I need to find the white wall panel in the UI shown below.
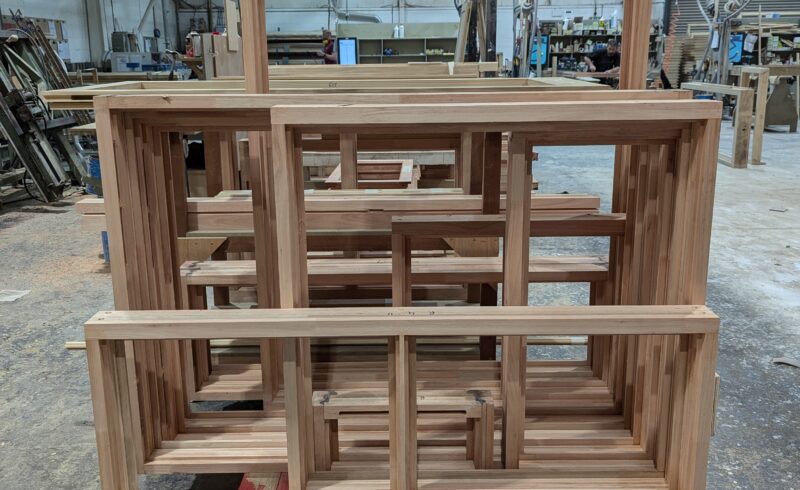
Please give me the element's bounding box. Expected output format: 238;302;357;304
3;0;90;61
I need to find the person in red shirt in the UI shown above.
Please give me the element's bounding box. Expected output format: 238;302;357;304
318;30;338;64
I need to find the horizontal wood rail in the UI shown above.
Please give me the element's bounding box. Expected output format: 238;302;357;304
46;83;695;110
181;256;609;287
393;213;626;238
77;193;601;214
270;100;721;129
85;305;718;340
60;88;684;110
79;89;688;115
76;193;602;234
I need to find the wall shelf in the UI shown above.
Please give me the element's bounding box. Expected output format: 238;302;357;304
338;22;458;64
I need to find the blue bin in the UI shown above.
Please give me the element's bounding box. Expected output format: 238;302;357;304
101;231;110;263
86;158;101;195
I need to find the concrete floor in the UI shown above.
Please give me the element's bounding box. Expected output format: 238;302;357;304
0;123;798;489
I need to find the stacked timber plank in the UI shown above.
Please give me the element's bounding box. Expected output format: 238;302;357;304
83;88;723;490
41;76;607;111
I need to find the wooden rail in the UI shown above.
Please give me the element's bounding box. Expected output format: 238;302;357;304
43;77;611;110
75;193;602;234
392;213;626;238
85;305;719;340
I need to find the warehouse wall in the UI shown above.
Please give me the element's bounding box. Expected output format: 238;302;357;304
1;0;91;61
1;0;174;63
0;0;665;65
268;0;664;64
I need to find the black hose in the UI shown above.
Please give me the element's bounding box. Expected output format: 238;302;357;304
21;167;47;203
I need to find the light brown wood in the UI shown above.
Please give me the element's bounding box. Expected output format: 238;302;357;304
682;82;753;168
85;87;723;490
239;0;284;409
46;84;686;112
500;133;533;469
738;66;769;165
77;193;604;234
325;160;417;190
86;305;719;340
313;388;493;471
618;0;653;91
339;133;358;189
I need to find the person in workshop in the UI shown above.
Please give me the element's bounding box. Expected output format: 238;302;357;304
584;38;621;75
318;29;338;64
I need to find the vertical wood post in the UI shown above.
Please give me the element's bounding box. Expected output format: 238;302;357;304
731;89;754;168
203;131;232;306
86;339;140;490
389;335;417;490
618;0;653;90
458;132;472;189
677;333;719;489
479;131;502;359
500;133;531;468
271;123;314;489
241;0;282;409
609;0;655;429
751;71;768;164
340;132;358;189
391;232;417;489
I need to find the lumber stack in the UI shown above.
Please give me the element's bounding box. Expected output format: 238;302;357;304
83;89;723;490
41;76;608;111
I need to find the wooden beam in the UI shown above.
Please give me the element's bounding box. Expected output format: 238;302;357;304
240;0;268;93
389;334;417;490
224;0;240;52
271;123;314;488
240;0;284;419
85;305;719;340
619;0;653;90
393;213;625;237
500;133;532;469
339;133;358;189
732;89;754;168
70;89;685;113
739;69;769;165
86;339;139;489
681;82;751;98
181;255;609;287
269;101;721;128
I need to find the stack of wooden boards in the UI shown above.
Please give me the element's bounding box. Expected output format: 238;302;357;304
81;86;723;490
41;73;607;111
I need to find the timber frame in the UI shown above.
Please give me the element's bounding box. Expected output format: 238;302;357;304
682;81;760;168
736;67;770;165
731;64;800;132
85;92;723;490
